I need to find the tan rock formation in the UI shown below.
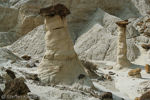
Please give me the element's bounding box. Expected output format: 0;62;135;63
128;68;142;78
145;64;150;73
38;4;94;92
113;21;131;70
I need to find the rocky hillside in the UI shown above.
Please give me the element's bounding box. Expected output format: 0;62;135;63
0;0;149;62
0;0;150;100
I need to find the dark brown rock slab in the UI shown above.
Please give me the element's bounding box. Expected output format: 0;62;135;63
21;55;31;61
6;69;16;80
3;78;30;96
99;92;113;99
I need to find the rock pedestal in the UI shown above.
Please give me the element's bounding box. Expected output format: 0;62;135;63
38;4;94;92
114;21;131;70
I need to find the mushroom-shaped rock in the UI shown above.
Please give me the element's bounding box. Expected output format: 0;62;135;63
3;78;30;100
38;4;94;92
128;68;142;78
113;20;131;70
145;64;150;73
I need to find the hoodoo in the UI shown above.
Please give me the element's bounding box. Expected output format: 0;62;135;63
38;4;94;92
113;20;131;70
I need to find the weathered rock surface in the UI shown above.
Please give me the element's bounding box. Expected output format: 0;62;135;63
74;8;140;62
0;32;19;47
0;6;18;32
7;1;150;62
10;25;45;60
0;48;21;62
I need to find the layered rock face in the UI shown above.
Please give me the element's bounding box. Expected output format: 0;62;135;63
38;4;94;91
1;0;148;63
113;21;131;70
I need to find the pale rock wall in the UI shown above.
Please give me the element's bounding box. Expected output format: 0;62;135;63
6;0;150;62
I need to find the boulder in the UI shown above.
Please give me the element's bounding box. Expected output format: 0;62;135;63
99;92;113;100
141;44;149;49
21;55;31;61
128;68;141;76
25;73;38;80
1;72;14;81
139;90;150;100
3;78;30;100
145;64;150;73
6;69;16;80
128;68;142;78
109;71;115;75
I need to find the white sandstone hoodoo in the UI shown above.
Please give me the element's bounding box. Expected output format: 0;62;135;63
114;21;131;70
37;4;94;91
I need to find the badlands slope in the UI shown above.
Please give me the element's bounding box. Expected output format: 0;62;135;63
0;0;150;100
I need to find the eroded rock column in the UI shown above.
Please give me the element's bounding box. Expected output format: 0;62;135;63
38;4;94;92
114;21;131;70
